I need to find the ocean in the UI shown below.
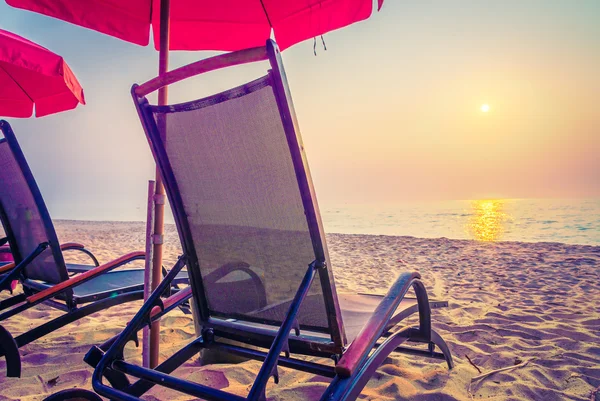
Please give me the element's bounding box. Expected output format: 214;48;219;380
319;198;600;246
2;199;596;246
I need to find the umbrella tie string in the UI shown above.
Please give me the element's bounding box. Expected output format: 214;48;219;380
314;35;327;56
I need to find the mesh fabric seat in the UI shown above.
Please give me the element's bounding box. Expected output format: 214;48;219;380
23;270;189;302
247;292;428;342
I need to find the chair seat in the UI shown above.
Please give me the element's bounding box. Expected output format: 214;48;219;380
65;263;100;273
339;293;416;342
247;292;444;343
1;262;132;275
1;262;110;275
24;268;189;304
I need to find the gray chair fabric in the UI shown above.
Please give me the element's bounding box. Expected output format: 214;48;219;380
24;270;189;299
148;76;331;331
0;137;68;285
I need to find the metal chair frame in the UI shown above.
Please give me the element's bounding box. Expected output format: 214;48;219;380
86;40;453;401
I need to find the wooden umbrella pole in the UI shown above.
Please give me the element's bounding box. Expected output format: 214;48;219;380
142;180;156;368
150;0;170;370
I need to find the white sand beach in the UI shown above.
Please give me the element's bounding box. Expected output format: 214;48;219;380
0;220;598;400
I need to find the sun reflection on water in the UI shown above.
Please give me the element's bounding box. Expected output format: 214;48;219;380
468;199;510;242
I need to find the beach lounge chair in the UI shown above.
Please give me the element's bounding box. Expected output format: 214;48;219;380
0;120;267;378
84;40;453;401
0;122;154;378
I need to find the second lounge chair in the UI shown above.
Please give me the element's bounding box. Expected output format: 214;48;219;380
0;120;267;378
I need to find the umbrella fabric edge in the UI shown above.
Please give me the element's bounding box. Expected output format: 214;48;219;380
274;0;374;51
6;0;151;47
0;28;85;118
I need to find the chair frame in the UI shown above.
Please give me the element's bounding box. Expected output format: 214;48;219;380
86;40;453;401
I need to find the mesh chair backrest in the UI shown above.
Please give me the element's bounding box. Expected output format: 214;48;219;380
135;42;344;342
0;121;69;285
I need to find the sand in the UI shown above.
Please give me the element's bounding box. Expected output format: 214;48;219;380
0;220;598;401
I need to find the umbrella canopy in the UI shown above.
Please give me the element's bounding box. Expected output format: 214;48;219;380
6;0;384;51
0;28;85;118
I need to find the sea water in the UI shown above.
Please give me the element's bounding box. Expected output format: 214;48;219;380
320;198;600;245
6;199;595;246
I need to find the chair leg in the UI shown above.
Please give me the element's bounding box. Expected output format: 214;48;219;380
321;327;413;401
322;325;453;401
13;291;143;349
0;293;26;312
84;346;132;390
0;324;21;377
43;389;102;401
430;329;454;369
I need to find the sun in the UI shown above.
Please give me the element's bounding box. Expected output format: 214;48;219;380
480;103;490;113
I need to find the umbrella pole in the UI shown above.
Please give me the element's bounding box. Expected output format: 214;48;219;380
150;0;170;370
142;180;156;368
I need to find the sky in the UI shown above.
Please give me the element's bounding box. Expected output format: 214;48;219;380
1;0;599;221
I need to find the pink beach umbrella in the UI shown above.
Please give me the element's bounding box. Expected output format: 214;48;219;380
0;28;84;290
6;0;385;368
6;0;384;51
0;28;85;118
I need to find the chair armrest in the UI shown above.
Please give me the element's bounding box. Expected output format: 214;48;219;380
60;242;85;251
335;271;421;378
61;243;101;267
0;262;16;274
150;286;193;319
26;251;145;304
